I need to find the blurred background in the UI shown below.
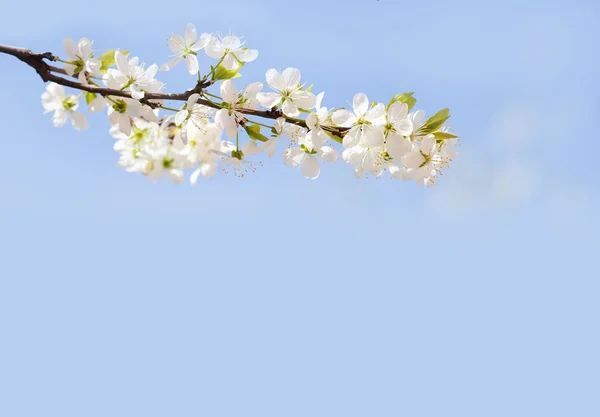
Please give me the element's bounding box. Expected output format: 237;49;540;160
1;0;598;416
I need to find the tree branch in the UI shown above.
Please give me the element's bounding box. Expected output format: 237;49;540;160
0;43;347;140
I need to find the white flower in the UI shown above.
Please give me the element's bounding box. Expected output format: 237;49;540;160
256;68;316;117
261;117;286;158
107;51;158;99
332;93;385;148
384;101;413;137
142;141;186;184
342;143;386;179
306;92;329;132
170;122;223;184
62;38;102;84
214;140;262;178
160;23;211;75
40;83;87;130
205;34;258;71
401;134;458;186
214;80;264;139
106;98;143;135
175;93;212;144
112;119;164;174
283;129;338;179
385;133;413;161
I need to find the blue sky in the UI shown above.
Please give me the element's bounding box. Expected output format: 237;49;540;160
1;1;599;416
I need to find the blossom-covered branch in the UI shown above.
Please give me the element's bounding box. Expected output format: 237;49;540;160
0;25;459;185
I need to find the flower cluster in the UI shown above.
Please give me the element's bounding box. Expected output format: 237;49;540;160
38;24;459;186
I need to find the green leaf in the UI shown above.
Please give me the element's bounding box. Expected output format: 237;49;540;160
99;49;129;73
85;92;97;104
420;108;450;133
432;131;458;139
387;92;416;111
244;124;269;142
305;84;314;93
213;63;242;80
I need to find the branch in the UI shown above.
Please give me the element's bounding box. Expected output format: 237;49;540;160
0;44;347;139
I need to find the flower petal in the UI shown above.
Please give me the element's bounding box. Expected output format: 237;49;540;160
353;93;369;116
63;63;77;77
193;33;212;50
265;69;285;91
187;93;200;108
385;133;413;160
115;50;129;74
70;111;88;131
282;99;299;117
204;38;223;59
222;54;238;71
282;67;301;88
331;109;356;127
52;109;68;127
168;35;185;54
236;48;258;63
175;110;188;126
256;92;281;108
142;106;159;123
318;146;338;163
402;151;425;169
220;80;238;104
362;125;385;147
366;103;386;125
185;54;199;75
291;91;316;110
62;38;79;59
263;138;277;158
190;167;201;185
78;38;92;58
283;148;304;167
342;126;360;148
388;101;408;123
46;82;65;99
185;23;197;45
302;155;320;179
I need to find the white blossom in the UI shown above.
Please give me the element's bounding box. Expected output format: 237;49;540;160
41;83;87;130
107;51;158;99
256;68;316;117
205;34;258;71
175;93;212;144
332;93;385;148
283;129;337;179
25;30;460;186
160;23;211;75
62;38;102;84
215;80;263;139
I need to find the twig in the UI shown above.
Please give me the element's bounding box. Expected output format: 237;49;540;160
0;44;347;139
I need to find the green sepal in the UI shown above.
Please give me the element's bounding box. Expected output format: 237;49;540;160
244;124;269;142
386;92;416;111
212;63;243;80
306;84;314;92
85;92;97;104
